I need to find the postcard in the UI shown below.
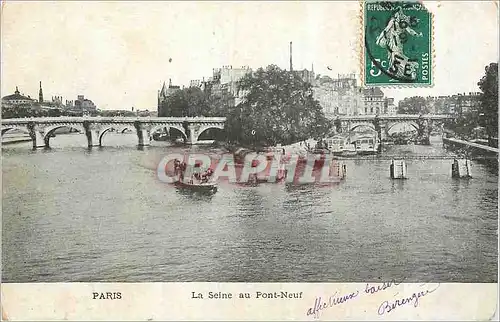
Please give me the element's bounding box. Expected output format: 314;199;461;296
1;1;498;320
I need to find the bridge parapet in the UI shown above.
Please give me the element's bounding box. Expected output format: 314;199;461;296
1;116;227;149
1;116;227;124
337;114;455;121
333;114;453;143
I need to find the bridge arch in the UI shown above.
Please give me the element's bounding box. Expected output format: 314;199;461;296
150;124;187;141
195;124;225;142
349;123;375;132
170;125;188;140
150;125;169;137
1;126;30;136
98;125;137;146
43;124;86;147
386;121;419;134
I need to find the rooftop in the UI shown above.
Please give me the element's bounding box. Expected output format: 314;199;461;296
2;87;33;101
363;87;384;97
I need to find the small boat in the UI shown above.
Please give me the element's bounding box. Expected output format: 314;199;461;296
341;144;357;157
312;148;331;154
175;180;218;193
172;160;217;193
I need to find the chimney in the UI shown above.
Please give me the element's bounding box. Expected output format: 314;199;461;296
289;41;293;71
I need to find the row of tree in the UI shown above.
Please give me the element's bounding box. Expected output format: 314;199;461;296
1;105;141;119
159;65;333;147
1;105;99;118
446;63;498;141
397;63;498;142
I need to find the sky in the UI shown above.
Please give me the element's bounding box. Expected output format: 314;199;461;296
1;1;498;110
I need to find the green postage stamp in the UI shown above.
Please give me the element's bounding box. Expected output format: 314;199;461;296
363;0;432;86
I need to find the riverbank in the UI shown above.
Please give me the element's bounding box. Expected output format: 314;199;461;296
2;135;32;145
443;137;499;154
2;138;32;145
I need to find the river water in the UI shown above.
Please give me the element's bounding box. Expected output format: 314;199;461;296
2;133;498;282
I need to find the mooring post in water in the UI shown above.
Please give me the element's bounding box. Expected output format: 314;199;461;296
390;159;407;179
452;159;472;178
329;161;346;180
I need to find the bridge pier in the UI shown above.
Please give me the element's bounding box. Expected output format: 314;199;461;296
31;130;45;149
85;129;100;147
187;125;198;145
26;123;45;149
379;123;387;141
138;129;151;146
133;121;151;147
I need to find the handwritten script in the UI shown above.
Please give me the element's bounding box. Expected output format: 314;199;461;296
306;290;360;319
377;283;441;316
305;280;441;319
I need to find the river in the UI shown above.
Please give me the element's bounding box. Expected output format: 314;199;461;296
2;133;498;282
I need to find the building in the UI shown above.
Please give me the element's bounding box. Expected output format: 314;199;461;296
218;65;251;85
335;74;364;116
294;67;315;84
211;65;252;96
74;95;97;111
384;97;397;115
2;86;35;107
189;79;202;88
363;87;385;115
51;96;64;107
312;73;364;116
35;82;70;110
64;95;97;111
157;79;181;116
288;41;315;84
422;92;481;115
448;92;481;114
38;81;43;103
189;65;253;107
313;73;396;116
313;83;339;116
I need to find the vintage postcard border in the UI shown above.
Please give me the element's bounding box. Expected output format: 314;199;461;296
1;282;499;321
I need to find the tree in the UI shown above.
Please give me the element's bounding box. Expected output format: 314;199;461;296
160;87;210;117
1;104;44;118
206;89;234;117
449;111;481;140
398;96;430;114
227;65;332;146
478;62;498;139
48;109;62;117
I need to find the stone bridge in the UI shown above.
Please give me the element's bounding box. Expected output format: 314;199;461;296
335;114;455;142
1;117;226;148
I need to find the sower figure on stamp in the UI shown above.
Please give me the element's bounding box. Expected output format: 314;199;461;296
375;7;423;80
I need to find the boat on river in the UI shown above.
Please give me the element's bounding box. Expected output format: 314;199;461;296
354;134;380;155
173;160;217;193
175;180;217;193
341;144;358;157
324;135;348;156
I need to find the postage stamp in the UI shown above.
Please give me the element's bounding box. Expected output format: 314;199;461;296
363;0;433;86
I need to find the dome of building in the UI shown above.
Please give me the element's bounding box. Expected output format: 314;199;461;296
2;87;34;105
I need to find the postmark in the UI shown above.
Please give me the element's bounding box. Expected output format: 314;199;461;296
363;0;433;86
